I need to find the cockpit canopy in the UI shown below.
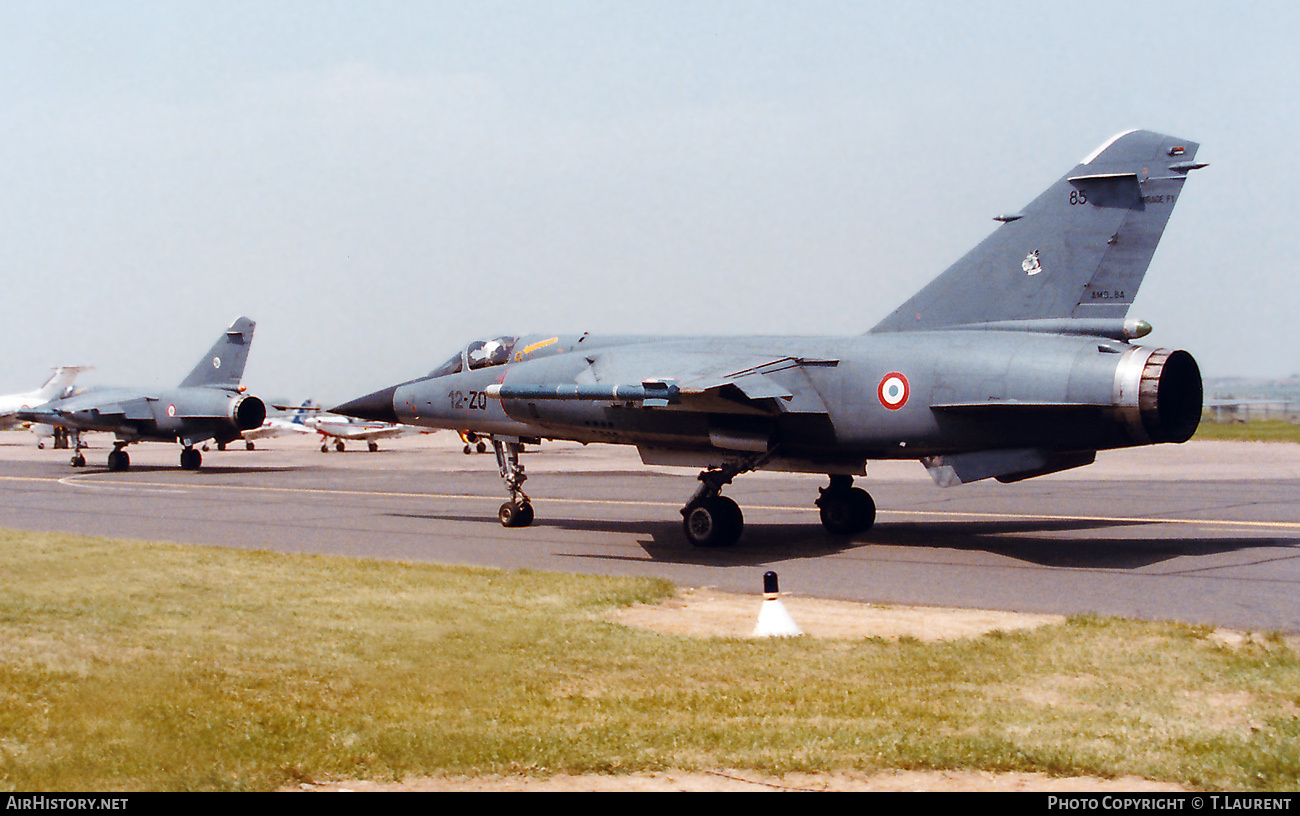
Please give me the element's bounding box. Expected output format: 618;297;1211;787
428;336;518;378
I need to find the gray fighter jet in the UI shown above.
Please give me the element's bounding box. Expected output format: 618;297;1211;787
334;130;1207;546
21;316;266;471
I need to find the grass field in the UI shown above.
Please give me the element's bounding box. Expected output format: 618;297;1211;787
2;529;1299;792
1195;418;1300;443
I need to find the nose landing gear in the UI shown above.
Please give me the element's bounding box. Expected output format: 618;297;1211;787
493;438;534;528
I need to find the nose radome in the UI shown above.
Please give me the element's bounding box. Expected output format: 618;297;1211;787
331;385;399;424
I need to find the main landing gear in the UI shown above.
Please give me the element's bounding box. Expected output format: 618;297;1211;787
493;438;534;528
107;443;131;472
483;437;876;545
180;446;202;470
680;466;876;548
67;440;206;471
815;474;876;535
680;458;763;548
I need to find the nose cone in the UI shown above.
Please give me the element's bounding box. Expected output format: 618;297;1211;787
331;385;399;424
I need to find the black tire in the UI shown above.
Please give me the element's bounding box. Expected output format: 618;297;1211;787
818;486;876;535
499;501;535;528
180;448;202;470
108;450;130;472
682;496;744;547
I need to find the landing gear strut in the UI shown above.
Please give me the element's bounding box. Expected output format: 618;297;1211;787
680;449;776;547
493;438;534;527
68;431;86;468
816;474;876;535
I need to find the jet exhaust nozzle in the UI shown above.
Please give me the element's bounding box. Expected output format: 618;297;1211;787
1113;347;1202;445
232;395;267;432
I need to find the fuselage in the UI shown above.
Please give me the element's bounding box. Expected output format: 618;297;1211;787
31;385;266;445
348;329;1201;475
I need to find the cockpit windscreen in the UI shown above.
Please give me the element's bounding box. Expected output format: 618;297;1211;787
429;336;518;378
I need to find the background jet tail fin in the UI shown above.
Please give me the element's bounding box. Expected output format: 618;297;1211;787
178;316;257;388
37;365;93;400
292;399;317;424
870;130;1203;333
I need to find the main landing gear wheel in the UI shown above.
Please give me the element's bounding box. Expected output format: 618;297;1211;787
107;449;130;472
682;495;743;548
678;449;776;547
180;447;202;470
816;475;876;535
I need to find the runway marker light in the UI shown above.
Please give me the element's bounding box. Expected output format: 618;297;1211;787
753;571;803;638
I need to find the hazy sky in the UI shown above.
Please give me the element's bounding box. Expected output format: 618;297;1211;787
2;1;1296;403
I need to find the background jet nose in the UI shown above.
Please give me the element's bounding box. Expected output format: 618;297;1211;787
331;385;399;424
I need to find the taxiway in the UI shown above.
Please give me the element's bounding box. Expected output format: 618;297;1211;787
2;432;1299;632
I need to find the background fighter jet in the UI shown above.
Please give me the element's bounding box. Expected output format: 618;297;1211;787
0;366;91;430
21;317;266;471
335;130;1207;546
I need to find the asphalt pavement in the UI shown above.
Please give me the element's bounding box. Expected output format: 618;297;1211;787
2;431;1299;632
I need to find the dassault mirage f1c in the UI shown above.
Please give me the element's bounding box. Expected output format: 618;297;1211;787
20;317;267;471
334;130;1207;546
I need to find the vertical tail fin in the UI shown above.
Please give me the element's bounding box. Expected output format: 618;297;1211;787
291;400;316;425
37;366;93;401
870;130;1205;333
178;316;256;388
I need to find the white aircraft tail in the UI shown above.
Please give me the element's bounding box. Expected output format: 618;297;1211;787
36;366;93;401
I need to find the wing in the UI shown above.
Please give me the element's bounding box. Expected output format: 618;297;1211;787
339;425;408;442
19;393;157;427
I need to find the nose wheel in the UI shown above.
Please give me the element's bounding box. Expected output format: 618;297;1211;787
68;432;87;468
499;500;535;528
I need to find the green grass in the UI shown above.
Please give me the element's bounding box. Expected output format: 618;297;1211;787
2;530;1299;791
1195;418;1300;443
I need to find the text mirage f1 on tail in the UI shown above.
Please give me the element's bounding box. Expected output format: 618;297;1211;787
20;317;267;471
335;130;1208;546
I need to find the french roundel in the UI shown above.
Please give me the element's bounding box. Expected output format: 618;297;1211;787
878;372;909;410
